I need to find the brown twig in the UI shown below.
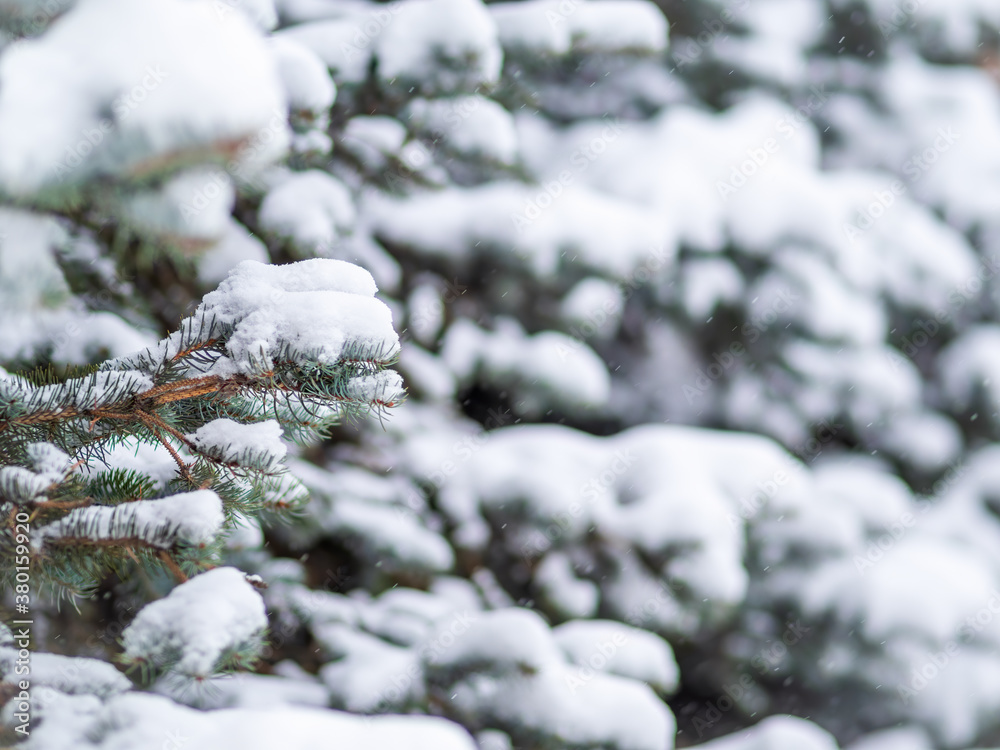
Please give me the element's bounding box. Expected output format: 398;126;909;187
138;415;196;485
139;376;224;407
158;550;189;583
169;339;220;362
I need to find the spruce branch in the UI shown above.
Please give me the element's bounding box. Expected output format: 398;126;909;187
0;258;403;603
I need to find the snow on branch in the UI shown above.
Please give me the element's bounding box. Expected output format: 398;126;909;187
0;443;70;504
0;0;287;198
0;256;402;605
35;490;224;551
1;258;402;458
165;257;400;375
187;419;287;472
121;567;267;678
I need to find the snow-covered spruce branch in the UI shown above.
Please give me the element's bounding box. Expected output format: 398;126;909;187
0;258;402;464
0;259;403;462
0;258;403;595
34;490;223;552
118;567;268;680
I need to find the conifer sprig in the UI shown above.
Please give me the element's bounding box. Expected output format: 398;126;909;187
0;259;404;600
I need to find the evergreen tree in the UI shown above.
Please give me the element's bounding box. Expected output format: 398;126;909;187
3;0;1000;749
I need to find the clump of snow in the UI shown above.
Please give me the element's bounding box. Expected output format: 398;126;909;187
564;0;668;55
400;344;456;401
117;167;235;247
25;442;72;477
423;608;558;677
319;629;425;711
423;608;674;750
187;418;287;471
802;535;995;644
197;220;270;286
269;36;336;118
490;0;667;57
275;17;377;85
489;0;573;55
679;257;744;320
553;620;679;695
375;0;502;94
427;423;812;636
405;281;446;345
368;181;671;280
328;490;433;560
691;715;839;750
291;459;452;573
403;95;517;164
82;438;181;490
938;325;1000;421
0;208;154;363
259;170;356;252
27;690;480;750
870;410;963;474
711;0;824;88
534;552;600;619
826;55;1000;232
441;317;611;416
339;115;410;172
0;648;131;700
223;513;265;552
177;258;399;377
122;567;267;677
0;442;70;504
0;208;69;310
344;370;406;406
0;0;288;197
207;255;375;302
560;278;625;339
0;465;52;505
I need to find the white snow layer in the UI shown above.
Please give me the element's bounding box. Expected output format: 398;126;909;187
553;620;680;695
423;608;676;750
259;170;356;251
441;317;611;414
0;443;70;503
490;0;668;56
122;567;267;677
692;715;839;750
26;691;479;750
166;258;401;385
36;490;224;550
403;95;518;164
375;0;502;91
0;208;155;363
0;0;289;196
187;418;287;471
